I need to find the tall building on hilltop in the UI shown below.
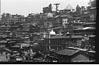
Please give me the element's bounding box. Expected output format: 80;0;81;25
43;4;52;13
76;4;81;15
65;4;73;11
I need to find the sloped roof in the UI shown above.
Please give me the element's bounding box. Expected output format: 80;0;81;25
71;54;90;62
65;4;73;10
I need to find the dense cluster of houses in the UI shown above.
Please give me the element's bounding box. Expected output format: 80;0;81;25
0;0;96;63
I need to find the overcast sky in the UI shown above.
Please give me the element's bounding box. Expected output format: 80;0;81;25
1;0;90;16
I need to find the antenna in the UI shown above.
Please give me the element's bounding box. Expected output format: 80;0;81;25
54;3;60;12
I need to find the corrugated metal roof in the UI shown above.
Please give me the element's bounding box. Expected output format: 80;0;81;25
54;14;73;18
44;35;83;39
56;49;79;56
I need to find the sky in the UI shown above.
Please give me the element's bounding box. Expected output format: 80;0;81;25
1;0;90;16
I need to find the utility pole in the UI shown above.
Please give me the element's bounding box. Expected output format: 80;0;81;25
54;3;60;12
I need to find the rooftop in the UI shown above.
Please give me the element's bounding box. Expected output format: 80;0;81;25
55;48;79;56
